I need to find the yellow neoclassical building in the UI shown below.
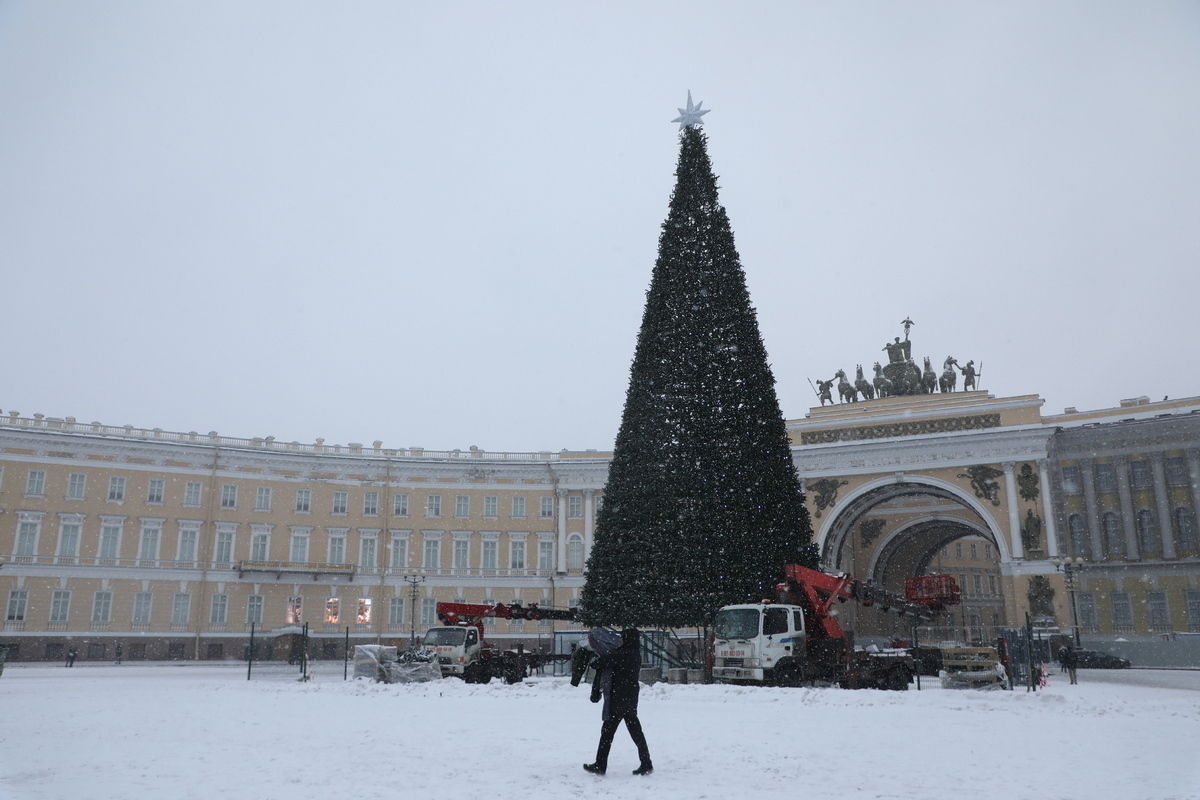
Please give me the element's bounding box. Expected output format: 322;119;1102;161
3;389;1199;665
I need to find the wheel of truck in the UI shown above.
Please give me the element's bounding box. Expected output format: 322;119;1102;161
885;667;911;691
774;663;802;688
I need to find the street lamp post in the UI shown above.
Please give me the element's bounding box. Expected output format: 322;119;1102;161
1053;557;1083;647
403;574;425;649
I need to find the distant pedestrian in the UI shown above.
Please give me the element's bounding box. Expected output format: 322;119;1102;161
66;647;77;667
1063;646;1078;685
114;644;123;665
583;628;653;777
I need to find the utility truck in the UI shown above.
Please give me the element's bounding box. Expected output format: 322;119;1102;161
423;601;579;683
713;565;959;690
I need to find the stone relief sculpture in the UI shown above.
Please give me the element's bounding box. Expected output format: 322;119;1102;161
860;518;886;548
958;465;1004;505
810;478;849;517
1022;508;1043;552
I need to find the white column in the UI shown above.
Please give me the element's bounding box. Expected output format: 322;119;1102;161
584;490;596;563
1004;462;1023;559
1039;461;1059;558
556;489;568;573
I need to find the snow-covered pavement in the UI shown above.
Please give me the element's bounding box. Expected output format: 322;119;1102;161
3;663;1197;800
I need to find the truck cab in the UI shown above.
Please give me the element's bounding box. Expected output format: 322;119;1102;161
422;625;481;677
713;603;807;684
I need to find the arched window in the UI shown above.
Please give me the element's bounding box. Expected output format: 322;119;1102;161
1175;506;1197;552
1137;509;1160;556
1102;511;1124;558
1068;514;1089;559
567;533;585;571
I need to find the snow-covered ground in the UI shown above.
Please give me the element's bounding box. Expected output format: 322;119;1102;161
3;663;1197;800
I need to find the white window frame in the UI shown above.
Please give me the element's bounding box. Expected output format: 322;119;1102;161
250;525;271;561
393;493;409;517
422;533;441;569
538;538;555;571
99;517;124;562
210;593;229;625
214;525;236;564
25;469;46;497
184;481;202;507
511;496;526;519
50;589;71;623
388;596;405;625
389;531;410;569
363;492;379;516
332;491;348;515
147;478;165;505
177;523;199;563
455;495;470;518
220;484;237;509
328;530;347;564
255;486;272;512
290;528;311;563
453;534;470;570
171;593;191;626
6;589;28;622
247;595;264;624
426;495;442;518
540;496;554;519
133;592;152;625
420;597;437;626
509;534;527;570
67;472;87;500
359;532;378;569
57;516;83;561
92;591;113;624
108;475;126;502
483;496;498;518
568;495;583;519
295;489;311;513
138;522;162;563
567;533;585;571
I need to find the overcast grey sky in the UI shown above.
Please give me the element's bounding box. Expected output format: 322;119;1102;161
2;2;1197;452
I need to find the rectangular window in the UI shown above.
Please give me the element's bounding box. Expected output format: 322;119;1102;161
92;591;113;624
1167;457;1188;486
325;597;340;624
1060;466;1081;495
332;491;348;515
455;495;470;518
295;489;311;513
390;535;408;569
972;574;982;594
356;598;372;624
184;481;202;507
147;479;165;504
955;542;963;559
568;496;583;519
133;592;152;625
1077;592;1097;631
1147;591;1170;631
99;523;121;561
360;536;377;569
50;590;71;623
421;597;437;626
363;492;379;516
26;469;45;496
426;495;442;517
251;531;269;561
484;496;498;517
108;476;126;502
138;526;161;562
482;540;498;570
540;496;555;519
58;521;81;559
970;542;978;560
510;539;526;569
1094;463;1117;492
1187;590;1200;633
988;574;997;595
423;537;440;568
329;533;346;564
220;484;237;509
511;497;526;519
453;538;469;569
247;595;264;624
16;520;38;558
1130;460;1152;490
290;532;309;563
215;530;234;563
287;596;303;624
393;493;409;517
171;593;191;626
1112;592;1133;631
255;487;271;512
539;540;554;571
210;594;228;625
67;472;86;500
178;528;197;562
6;590;28;622
389;597;405;625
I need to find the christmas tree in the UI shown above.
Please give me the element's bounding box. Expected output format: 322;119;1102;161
582;95;815;629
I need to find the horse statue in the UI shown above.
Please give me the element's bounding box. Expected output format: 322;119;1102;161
939;356;958;393
834;369;857;403
872;362;893;398
855;365;875;400
921;357;937;394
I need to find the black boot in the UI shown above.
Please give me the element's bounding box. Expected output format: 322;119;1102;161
632;763;654;776
583;763;606;775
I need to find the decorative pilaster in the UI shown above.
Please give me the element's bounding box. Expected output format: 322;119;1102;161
1150;455;1178;559
1189;452;1200;547
1080;462;1104;560
1115;457;1139;560
584;489;596;564
556;489;568;574
1039;460;1059;557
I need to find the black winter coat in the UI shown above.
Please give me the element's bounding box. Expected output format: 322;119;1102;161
593;641;641;717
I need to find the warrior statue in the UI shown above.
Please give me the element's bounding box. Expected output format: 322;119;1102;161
816;377;834;407
957;359;978;391
855;365;875;401
834;369;857;403
872;362;893;398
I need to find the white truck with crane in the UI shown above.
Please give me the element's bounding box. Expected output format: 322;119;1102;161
713;564;960;690
423;601;579;683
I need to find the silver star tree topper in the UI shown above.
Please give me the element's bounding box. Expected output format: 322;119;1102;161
671;91;710;130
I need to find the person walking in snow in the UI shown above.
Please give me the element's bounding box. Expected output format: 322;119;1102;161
66;647;77;667
583;628;653;777
1062;645;1078;685
114;644;123;665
